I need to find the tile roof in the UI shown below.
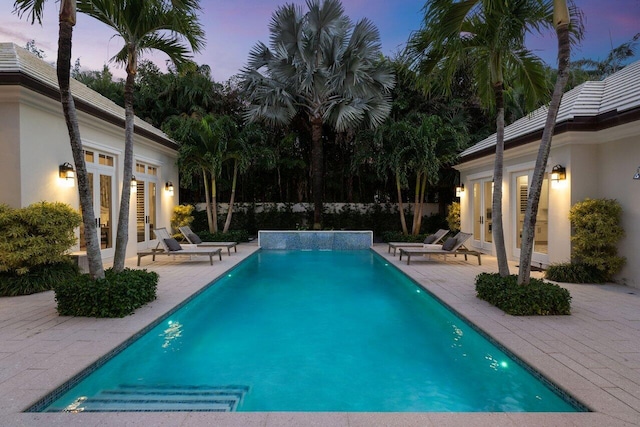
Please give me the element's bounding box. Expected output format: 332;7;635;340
0;42;176;149
460;60;640;158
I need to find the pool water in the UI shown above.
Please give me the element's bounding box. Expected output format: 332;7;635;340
41;250;580;412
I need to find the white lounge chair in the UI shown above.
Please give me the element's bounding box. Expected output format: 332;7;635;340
398;232;481;265
179;225;238;256
387;229;449;256
137;228;222;266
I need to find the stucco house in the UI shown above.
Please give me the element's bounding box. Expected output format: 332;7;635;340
0;42;178;263
456;60;640;288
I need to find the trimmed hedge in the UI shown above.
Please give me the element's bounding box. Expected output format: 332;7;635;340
0;261;79;296
196;230;250;243
545;262;606;284
54;268;158;318
475;273;571;315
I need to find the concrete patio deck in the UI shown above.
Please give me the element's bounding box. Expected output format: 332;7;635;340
0;243;638;426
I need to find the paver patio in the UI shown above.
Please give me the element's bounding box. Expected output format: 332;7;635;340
0;243;638;426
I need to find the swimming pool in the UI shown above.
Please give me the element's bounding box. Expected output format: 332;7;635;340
35;250;583;412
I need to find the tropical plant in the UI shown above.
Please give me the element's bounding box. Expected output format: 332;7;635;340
570;32;638;81
518;1;584;284
223;124;276;233
446;201;461;233
240;0;395;229
408;0;556;276
164;114;236;233
170;204;194;235
77;0;205;272
13;0;105;279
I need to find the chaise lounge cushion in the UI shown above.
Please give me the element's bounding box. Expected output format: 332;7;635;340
442;237;458;251
164;238;183;252
423;234;438;244
187;232;203;244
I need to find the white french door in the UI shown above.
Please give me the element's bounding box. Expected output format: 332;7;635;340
471;178;494;251
135;162;158;249
512;171;549;266
79;150;116;258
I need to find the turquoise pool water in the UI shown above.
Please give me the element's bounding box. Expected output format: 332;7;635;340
40;250;581;412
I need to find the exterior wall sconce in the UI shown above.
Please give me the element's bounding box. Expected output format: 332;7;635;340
131;176;137;193
455;183;465;197
550;164;566;183
634;167;640;180
165;181;174;196
59;162;75;180
59;162;75;187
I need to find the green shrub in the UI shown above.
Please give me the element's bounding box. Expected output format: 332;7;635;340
0;261;79;296
171;204;195;234
447;202;460;233
381;232;428;243
475;273;571;315
569;198;625;281
196;230;250;243
0;202;81;275
54;268;158;318
545;262;606;284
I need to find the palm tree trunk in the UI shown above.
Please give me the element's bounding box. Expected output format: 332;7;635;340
57;13;105;280
416;173;427;234
202;168;214;233
311;117;324;229
211;176;218;233
411;173;421;235
112;68;135;272
492;83;510;277
396;173;408;235
223;159;238;233
518;20;571;285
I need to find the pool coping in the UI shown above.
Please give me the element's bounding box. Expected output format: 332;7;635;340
1;243;639;426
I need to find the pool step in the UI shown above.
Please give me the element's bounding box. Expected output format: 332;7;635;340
61;384;250;412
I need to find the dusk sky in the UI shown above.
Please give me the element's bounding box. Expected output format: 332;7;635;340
1;0;639;82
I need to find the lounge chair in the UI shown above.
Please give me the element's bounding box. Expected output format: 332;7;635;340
387;229;449;256
137;228;222;266
179;225;238;256
398;232;481;265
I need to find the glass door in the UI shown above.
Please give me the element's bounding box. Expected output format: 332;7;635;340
135;162;158;249
513;172;549;265
472;179;494;251
79;151;115;258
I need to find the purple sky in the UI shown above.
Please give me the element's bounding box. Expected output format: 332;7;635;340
2;0;639;82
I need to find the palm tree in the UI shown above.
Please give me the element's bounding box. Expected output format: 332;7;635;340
240;0;395;229
164;114;236;234
518;1;584;284
222;124;276;233
408;0;553;276
13;0;105;279
77;0;205;272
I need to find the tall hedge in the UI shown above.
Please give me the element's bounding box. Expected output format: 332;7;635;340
569;198;625;281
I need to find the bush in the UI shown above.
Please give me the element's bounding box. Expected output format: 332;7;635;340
54;268;158;318
196;230;250;243
447;202;460;233
0;261;79;296
0;202;81;275
171;204;195;235
545;262;606;284
569;198;625;281
381;232;428;243
475;273;571;315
